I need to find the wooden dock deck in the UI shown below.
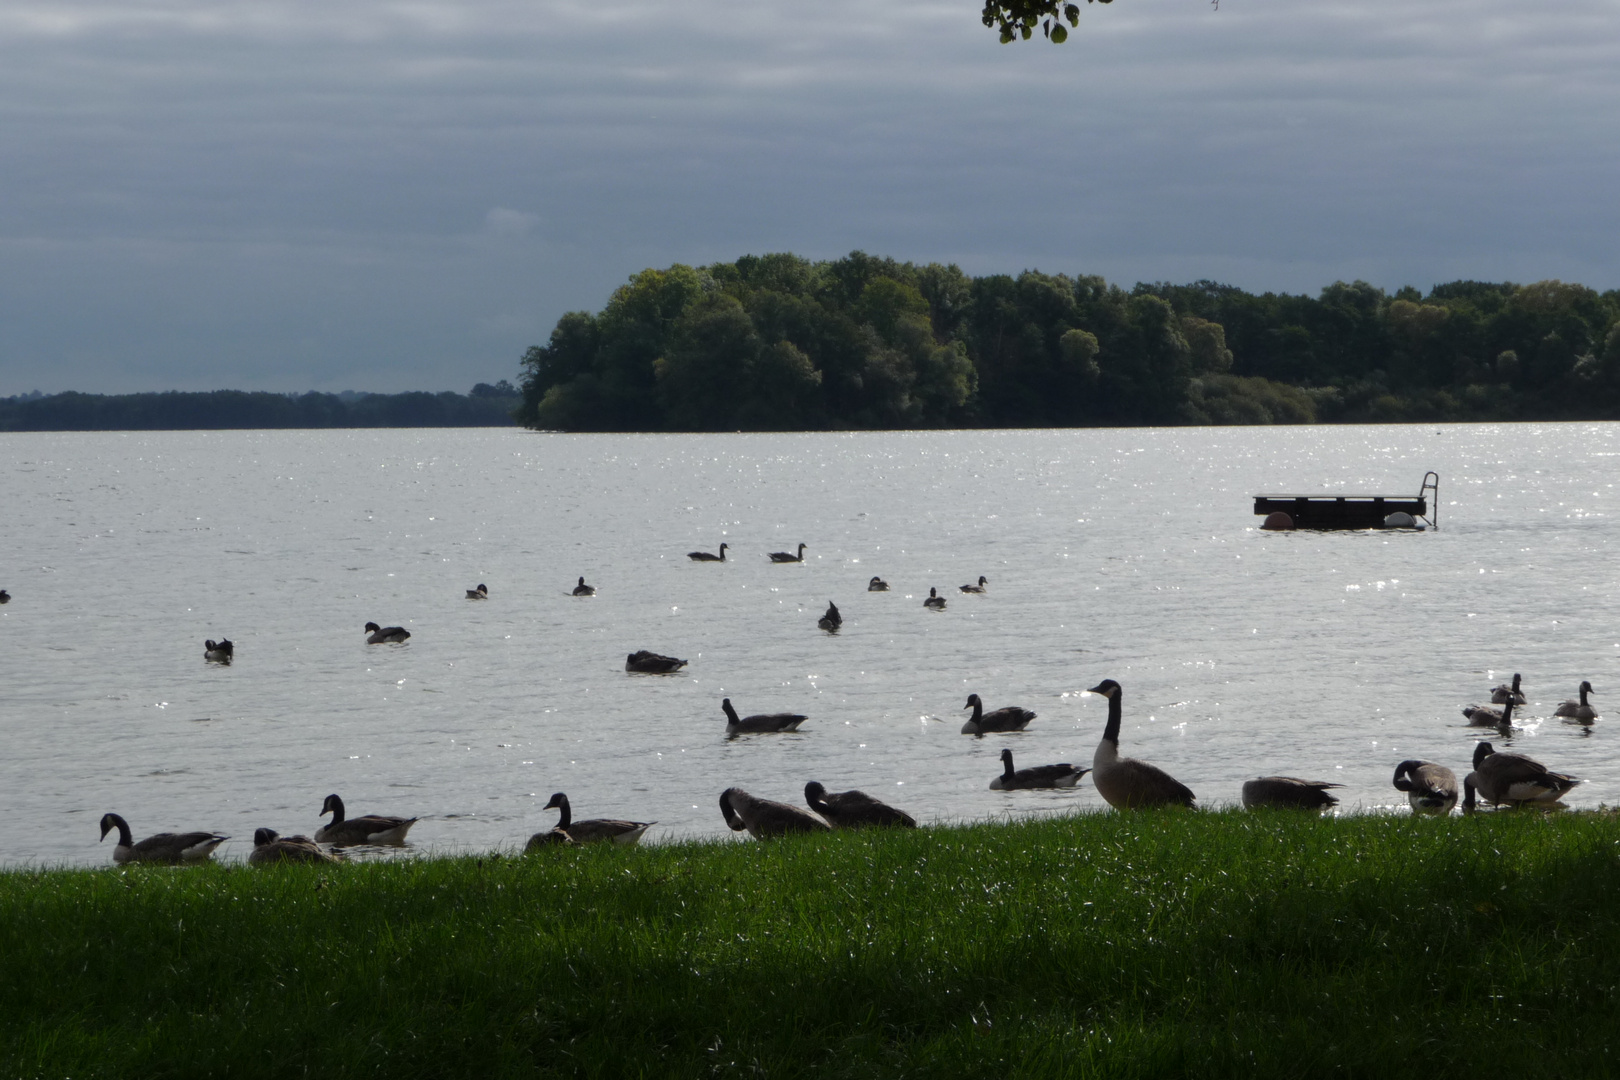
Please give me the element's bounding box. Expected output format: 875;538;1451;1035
1253;473;1437;530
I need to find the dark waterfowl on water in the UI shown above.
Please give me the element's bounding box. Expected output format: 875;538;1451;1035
959;693;1035;735
923;588;946;610
572;576;595;596
0;589;9;603
1086;679;1196;809
817;601;842;631
1241;776;1342;810
688;543;728;562
1392;759;1458;815
533;792;653;845
625;650;687;673
867;576;889;592
768;543;807;563
203;638;234;663
1554;681;1598;722
719;787;830;838
722;697;806;735
466;583;489;600
314;794;417;846
99;813;227;865
804;781;917;828
959;576;988;594
364;622;411;644
248;828;338;865
1461;702;1509;728
1490;673;1525;705
1464;741;1580;810
989;748;1086;790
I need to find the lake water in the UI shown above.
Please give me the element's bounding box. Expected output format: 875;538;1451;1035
2;425;1617;866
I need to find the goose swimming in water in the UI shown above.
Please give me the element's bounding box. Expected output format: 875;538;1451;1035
466;583;488;600
960;693;1035;735
99;813;227;865
1392;759;1458;815
1241;776;1342;810
364;622;410;644
688;542;728;562
721;697;806;735
1554;681;1598;722
959;576;988;594
989;748;1086;790
1490;673;1525;705
719;787;830;838
314;794;417;846
804;781;917;828
203;638;234;663
1460;702;1509;728
530;792;653;846
923;588;946;610
248;828;338;865
1086;679;1196;809
0;589;9;603
817;601;842;631
768;543;807;563
572;577;595;596
867;576;889;592
626;650;687;674
1464;741;1580;810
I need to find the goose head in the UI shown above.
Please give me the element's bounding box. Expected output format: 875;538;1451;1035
1391;760;1424;791
364;622;381;633
1580;680;1595;695
804;781;829;807
320;794;345;820
1472;741;1496;769
1086;679;1121;699
254;827;280;846
98;813;132;845
543;792;569;813
964;693;983;711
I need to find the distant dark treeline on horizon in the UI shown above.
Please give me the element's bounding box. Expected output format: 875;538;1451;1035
0;385;521;432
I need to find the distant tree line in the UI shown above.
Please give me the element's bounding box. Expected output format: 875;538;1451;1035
515;253;1620;431
0;384;520;432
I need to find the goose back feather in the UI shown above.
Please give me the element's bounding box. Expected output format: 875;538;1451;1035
719;787;829;838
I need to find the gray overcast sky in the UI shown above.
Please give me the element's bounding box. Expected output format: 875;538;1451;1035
2;0;1617;395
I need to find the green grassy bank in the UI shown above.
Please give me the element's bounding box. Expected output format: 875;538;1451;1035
4;810;1618;1078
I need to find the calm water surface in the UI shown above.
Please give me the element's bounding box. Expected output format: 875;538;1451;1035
2;425;1617;865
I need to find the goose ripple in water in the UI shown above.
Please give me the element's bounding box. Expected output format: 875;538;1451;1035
867;576;889;592
1392;760;1458;815
466;583;488;600
572;576;595;596
1085;679;1196;809
1490;672;1526;705
1241;776;1342;810
959;576;988;594
688;542;728;562
721;698;806;735
719;787;829;838
98;813;227;865
817;602;842;632
314;794;418;846
804;781;917;828
989;748;1086;790
1464;741;1580;810
923;588;946;610
527;792;653;848
203;638;234;663
364;622;411;644
960;693;1035;735
625;650;688;674
249;828;339;865
768;543;807;563
1554;681;1598;723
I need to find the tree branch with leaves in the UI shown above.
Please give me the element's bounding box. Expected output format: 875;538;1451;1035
981;0;1106;44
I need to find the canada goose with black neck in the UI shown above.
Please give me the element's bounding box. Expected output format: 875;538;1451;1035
768;543;807;563
314;794;417;846
688;542;727;562
923;588;946;610
719;787;829;838
959;693;1035;735
532;792;653;846
721;698;806;735
572;577;595;596
988;748;1086;790
98;813;227;865
203;638;234;663
804;782;917;828
249;828;338;865
817;602;842;631
1490;673;1525;705
959;576;988;594
1392;760;1458;815
626;650;687;674
1554;681;1598;722
1464;740;1580;810
1241;776;1342;810
867;576;889;592
364;622;410;644
1086;679;1196;809
466;583;488;600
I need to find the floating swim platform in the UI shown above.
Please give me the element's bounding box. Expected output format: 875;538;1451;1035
1254;472;1437;531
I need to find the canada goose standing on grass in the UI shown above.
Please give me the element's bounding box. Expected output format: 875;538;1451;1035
688;543;728;562
203;638;234;663
867;576;889;592
923;588;946;610
1554;681;1598;722
249;828;338;865
98;813;227;865
573;577;595;596
364;622;410;644
989;748;1086;790
960;693;1035;735
1085;679;1196;809
804;782;917;828
1241;776;1342;810
314;794;417;846
466;583;488;600
533;792;653;845
721;698;806;734
817;602;842;631
1392;760;1458;815
1464;741;1580;810
768;543;807;563
719;787;830;838
1491;673;1526;705
626;650;687;674
959;576;988;594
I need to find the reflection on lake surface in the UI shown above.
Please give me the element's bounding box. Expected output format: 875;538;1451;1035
1;424;1616;865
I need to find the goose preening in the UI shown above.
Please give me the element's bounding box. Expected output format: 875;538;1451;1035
688;542;728;562
1554;681;1598;723
923;588;946;610
1086;679;1197;809
572;577;596;596
817;602;842;632
768;543;807;563
98;813;227;865
1464;741;1580;810
1392;760;1458;815
248;828;338;865
625;650;688;674
867;576;889;592
719;787;830;838
524;828;576;849
1460;702;1509;728
960;693;1035;736
804;781;917;828
989;748;1087;790
203;638;234;663
314;794;417;846
364;622;411;644
466;583;488;600
1490;673;1525;705
959;576;988;594
531;792;653;846
721;697;807;735
1241;776;1342;810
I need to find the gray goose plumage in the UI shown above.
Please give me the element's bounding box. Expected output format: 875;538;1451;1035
1554;681;1598;722
1086;679;1196;809
867;576;889;592
249;828;338;865
364;621;410;644
989;748;1086;790
99;813;227;865
1241;776;1342;810
203;638;234;663
1464;741;1580;810
722;698;806;735
531;792;653;846
1490;672;1526;705
572;577;595;596
626;650;688;674
817;602;842;631
1460;702;1509;728
314;793;417;846
804;781;917;828
923;588;946;610
688;542;728;562
959;576;988;594
768;543;807;563
719;787;830;838
960;693;1035;735
1392;759;1458;815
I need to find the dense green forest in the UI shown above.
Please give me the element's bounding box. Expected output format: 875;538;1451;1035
515;253;1620;431
0;385;520;432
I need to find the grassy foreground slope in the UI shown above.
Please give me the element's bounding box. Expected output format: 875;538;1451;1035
3;811;1617;1078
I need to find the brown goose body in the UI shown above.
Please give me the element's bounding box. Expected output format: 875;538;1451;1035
1461;703;1508;727
1490;673;1526;705
960;693;1035;735
1086;680;1196;809
314;793;417;846
534;792;653;846
719;787;830;838
989;748;1086;790
688;542;728;562
1465;740;1580;809
923;588;946;610
1554;681;1598;722
1241;776;1342;810
249;828;338;865
99;813;227;865
804;782;917;828
722;697;806;735
768;543;807;563
364;621;410;644
626;650;687;674
959;576;988;594
1392;759;1458;815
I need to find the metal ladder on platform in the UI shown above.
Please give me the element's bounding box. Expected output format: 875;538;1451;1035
1418;471;1439;529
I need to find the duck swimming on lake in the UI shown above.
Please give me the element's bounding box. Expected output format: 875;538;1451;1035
1086;679;1196;809
99;813;227;865
959;693;1035;735
573;576;595;596
1392;759;1458;815
721;698;807;735
959;576;988;594
923;588;946;610
314;794;417;846
804;782;916;828
625;650;687;673
1241;776;1342;810
1554;681;1598;723
532;792;653;846
466;583;488;600
989;748;1086;790
719;787;830;838
364;622;410;644
768;543;807;563
203;638;234;663
867;576;889;592
688;542;728;562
